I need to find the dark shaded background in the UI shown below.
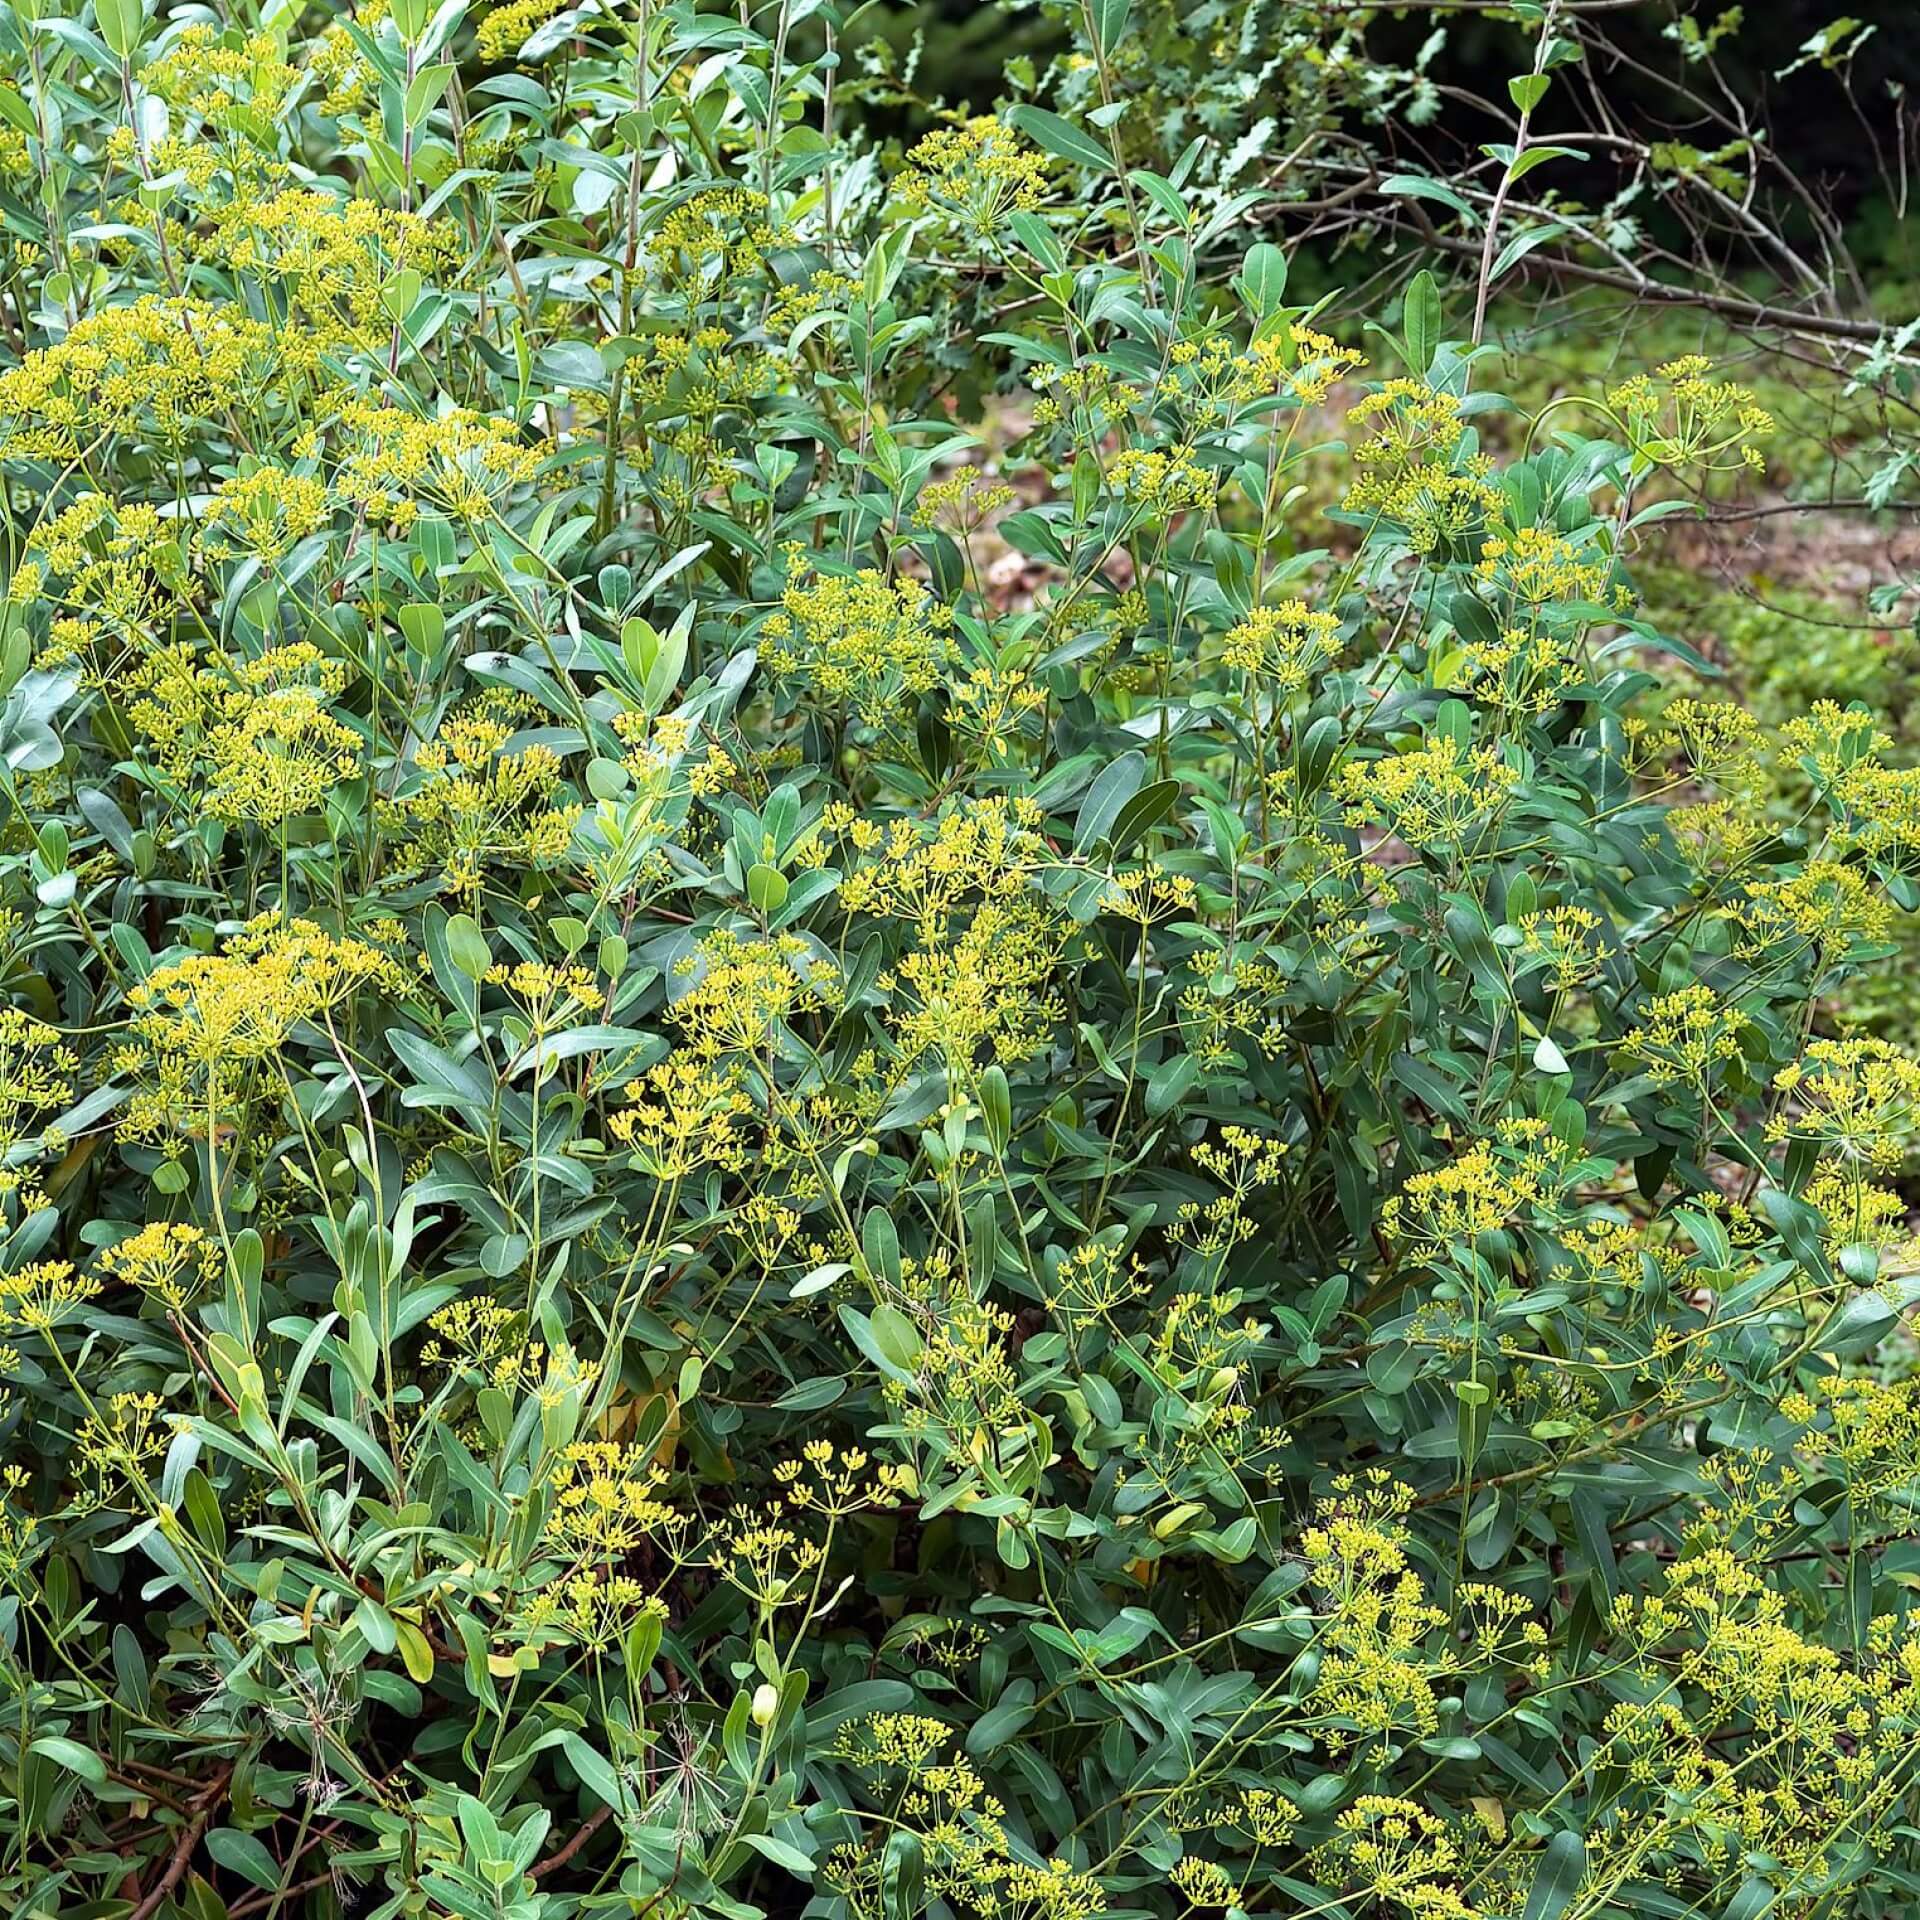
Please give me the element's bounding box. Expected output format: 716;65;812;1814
851;1;1918;278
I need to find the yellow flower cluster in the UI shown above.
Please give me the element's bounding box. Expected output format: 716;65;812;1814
385;703;581;899
647;188;778;282
0;1009;77;1208
762;559;956;726
306;18;379;117
1314;1797;1473;1919
1304;1478;1450;1747
24;494;185;656
1383;1140;1540;1246
1338;736;1519;847
476;0;580;63
313;398;542;529
1780;698;1888;777
115;915;410;1149
1618;984;1747;1091
127;640;362;827
1768;1035;1920;1172
611;1055;754;1180
0;1260;100;1332
1800;1159;1913;1253
1221;600;1340;690
545;1440;674;1560
515;1568;666;1650
1177;949;1294;1069
1170;1857;1236;1907
1517;905;1610;991
1030;361;1145;435
886;1297;1027;1442
915;467;1017;531
1630;696;1765;783
1608;354;1774;473
624;326;776;425
882;899;1067;1068
141;25;299;127
1601;1548;1920;1891
829;1715;1105;1920
1232;323;1369;407
73;1391;171;1513
898;119;1051;237
1343;380;1502;552
1097;863;1198;924
200;192;460;348
774;1438;907;1517
834;800;1042;926
1105;447;1218;518
98;1224;219;1313
422;1298;541;1392
667;929;841;1059
1141;1283;1274;1474
1788;1376;1920;1525
1476;525;1624;612
200;467;333;565
1451;620;1582;715
0;298;288;461
1733;860;1891;963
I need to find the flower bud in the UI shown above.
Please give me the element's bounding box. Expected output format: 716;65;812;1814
750;1682;779;1727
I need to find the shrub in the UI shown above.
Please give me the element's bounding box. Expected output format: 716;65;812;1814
1;7;1918;1920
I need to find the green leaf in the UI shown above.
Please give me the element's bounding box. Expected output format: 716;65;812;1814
745;1830;818;1876
1380;173;1474;219
95;0;144;60
395;1620;435;1684
1006;209;1064;271
457;1792;504;1864
1074;750;1147;851
1144;1051;1198;1118
562;1732;625;1811
792;1262;850;1300
206;1829;283;1893
29;1736;105;1787
1107;777;1180;855
862;1208;901;1290
355;1595;399;1656
1088;0;1133;56
808;1681;915;1743
1521;1831;1587;1920
1490;220;1570;282
1506;143;1587;183
1403;269;1441;375
747;862;790;914
1569;1487;1619;1603
883;1830;925;1920
868;1303;923;1372
439;910;487;983
838;1306;919;1386
1238;241;1288;317
966;1679;1038;1755
1007;104;1113;175
979;1065;1012;1153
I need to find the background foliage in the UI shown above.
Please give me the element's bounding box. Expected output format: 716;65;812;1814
1;5;1919;1920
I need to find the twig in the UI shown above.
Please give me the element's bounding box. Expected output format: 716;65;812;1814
1418;230;1896;346
228;1869;339;1919
533;1802;614;1877
1699;498;1919;522
128;1768;233;1920
1472;0;1562;346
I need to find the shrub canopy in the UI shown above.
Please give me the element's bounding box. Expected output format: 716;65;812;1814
0;7;1918;1920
